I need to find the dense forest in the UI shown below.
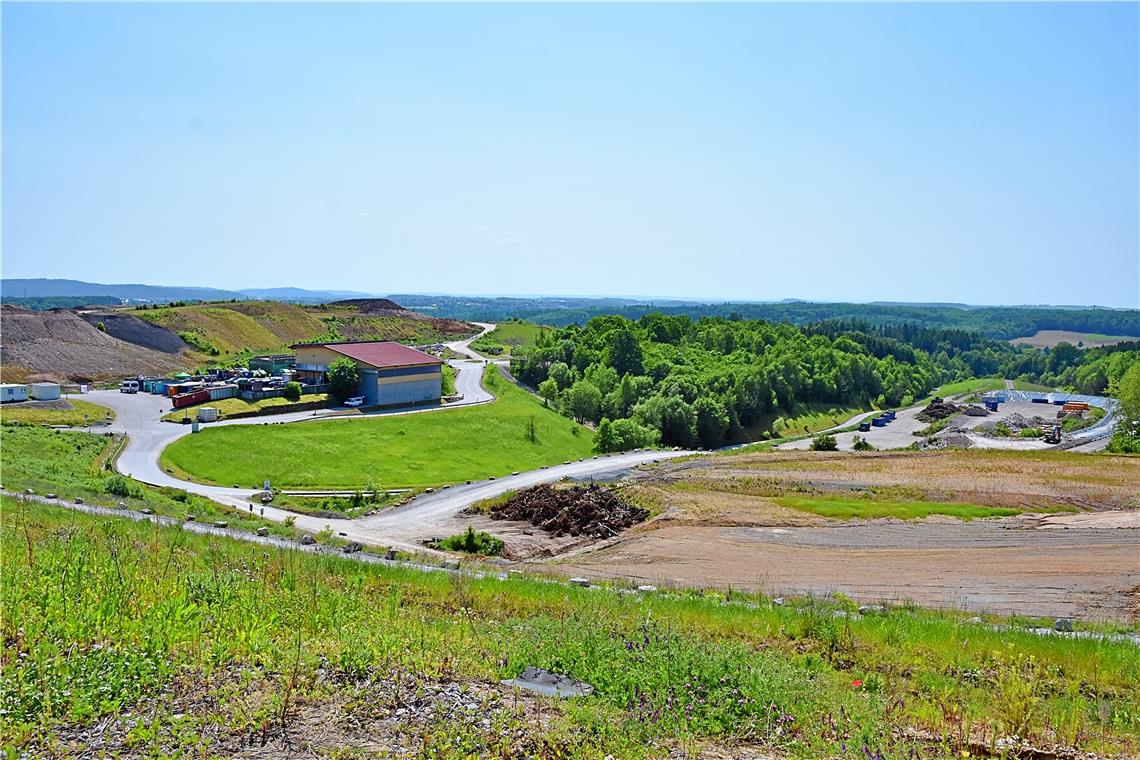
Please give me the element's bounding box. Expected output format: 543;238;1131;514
511;313;1140;451
395;295;1140;342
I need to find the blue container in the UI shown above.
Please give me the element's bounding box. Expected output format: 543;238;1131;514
984;401;999;411
1052;399;1066;405
1031;398;1048;404
872;417;887;427
885;410;897;420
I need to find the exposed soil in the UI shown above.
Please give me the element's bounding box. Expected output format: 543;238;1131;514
329;298;474;336
531;450;1140;620
481;483;648;538
916;400;961;422
78;310;188;353
0;305;189;383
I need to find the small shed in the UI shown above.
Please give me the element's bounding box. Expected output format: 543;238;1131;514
1;384;29;403
197;406;219;423
28;382;61;401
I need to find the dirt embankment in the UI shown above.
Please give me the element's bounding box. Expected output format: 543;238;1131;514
329;299;475;337
0;306;189;383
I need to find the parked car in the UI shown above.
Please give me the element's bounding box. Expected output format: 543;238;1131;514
120;380;140;394
344;396;364;407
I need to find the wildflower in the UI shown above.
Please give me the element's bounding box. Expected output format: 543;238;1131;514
851;679;863;689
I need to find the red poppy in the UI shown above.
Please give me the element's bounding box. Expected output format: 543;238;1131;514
851;679;863;689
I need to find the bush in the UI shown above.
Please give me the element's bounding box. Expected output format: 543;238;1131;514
103;474;142;499
283;382;302;402
852;435;874;451
1018;427;1042;438
810;434;839;451
438;526;504;556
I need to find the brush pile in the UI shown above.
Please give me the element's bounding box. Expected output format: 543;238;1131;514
485;483;648;538
916;399;962;423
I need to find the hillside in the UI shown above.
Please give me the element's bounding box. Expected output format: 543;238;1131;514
131;300;475;357
0;306;189;383
0;300;476;383
1;278;243;303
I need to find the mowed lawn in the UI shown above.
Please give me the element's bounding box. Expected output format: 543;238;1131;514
161;369;595;488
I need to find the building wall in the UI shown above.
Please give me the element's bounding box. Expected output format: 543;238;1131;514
293;345;442;406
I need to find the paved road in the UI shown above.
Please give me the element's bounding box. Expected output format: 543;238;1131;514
75;322;695;551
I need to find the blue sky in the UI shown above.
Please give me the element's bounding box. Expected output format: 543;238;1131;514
3;2;1137;307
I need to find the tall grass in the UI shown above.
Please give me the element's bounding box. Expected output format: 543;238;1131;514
3;500;1137;757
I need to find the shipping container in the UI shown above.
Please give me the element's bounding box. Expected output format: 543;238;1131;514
871;417;888;427
1031;397;1049;404
28;382;61;400
172;389;211;409
207;384;237;401
1;384;28;403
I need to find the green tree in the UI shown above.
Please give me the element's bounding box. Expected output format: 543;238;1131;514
607;326;644;376
693;395;730;449
566;380;602;423
594;418;619;453
327;358;360;401
548;361;573;390
538;378;559;406
283;382;302;402
610;417;660;450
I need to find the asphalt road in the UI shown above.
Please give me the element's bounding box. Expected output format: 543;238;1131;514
76;324;695;551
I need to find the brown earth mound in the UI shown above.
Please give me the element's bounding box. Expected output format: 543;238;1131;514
330;298;408;313
328;299;474;338
485;484;649;538
0;305;188;383
916;400;961;423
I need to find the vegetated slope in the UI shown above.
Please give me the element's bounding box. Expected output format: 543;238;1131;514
162;369;594;488
0;306;189;383
471;320;552;356
132;300;476;357
6;500;1140;758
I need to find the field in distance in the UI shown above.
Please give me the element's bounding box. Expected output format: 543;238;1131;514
1010;329;1140;349
469;319;552;357
161;368;595;489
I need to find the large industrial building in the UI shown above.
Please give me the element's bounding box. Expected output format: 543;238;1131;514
292;341;443;407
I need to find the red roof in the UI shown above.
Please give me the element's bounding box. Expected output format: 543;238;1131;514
299;341;441;368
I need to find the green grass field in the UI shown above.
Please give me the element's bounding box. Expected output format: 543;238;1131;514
161;368;595;489
160;393;330;422
773;494;1029;521
470;320;551;357
4;500;1137;757
0;398;114;427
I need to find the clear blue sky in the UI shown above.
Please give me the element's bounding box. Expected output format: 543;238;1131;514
3;2;1137;307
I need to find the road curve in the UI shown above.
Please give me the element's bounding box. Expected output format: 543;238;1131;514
76;322;697;550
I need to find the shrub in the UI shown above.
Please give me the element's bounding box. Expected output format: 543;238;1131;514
438;526;504;556
852;435;874;451
283;382;302;402
1018;427;1042;438
102;474;142;499
810;434;839;451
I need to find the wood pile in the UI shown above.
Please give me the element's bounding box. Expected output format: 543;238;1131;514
485;483;648;538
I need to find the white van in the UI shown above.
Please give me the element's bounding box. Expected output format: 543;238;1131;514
120;380;140;394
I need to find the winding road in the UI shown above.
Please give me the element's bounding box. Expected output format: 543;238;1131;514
82;325;692;551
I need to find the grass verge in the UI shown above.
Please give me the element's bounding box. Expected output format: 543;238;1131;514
160;393;330;422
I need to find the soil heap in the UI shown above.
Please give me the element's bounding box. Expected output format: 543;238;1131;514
484;484;649;538
916;399;961;423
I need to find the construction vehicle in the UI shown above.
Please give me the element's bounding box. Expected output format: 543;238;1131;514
1043;424;1062;445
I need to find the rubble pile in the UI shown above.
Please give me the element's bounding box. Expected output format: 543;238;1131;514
918;429;974;450
916;399;962;423
484;483;649;538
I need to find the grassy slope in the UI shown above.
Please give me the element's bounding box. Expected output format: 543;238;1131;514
3;501;1137;758
133;301;471;363
0;399;114;427
161;368;595;488
471;321;551;356
0;427;292;537
774;495;1026;520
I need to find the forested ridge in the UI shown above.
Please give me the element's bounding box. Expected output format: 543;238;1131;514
395;295;1140;341
512;313;1140;451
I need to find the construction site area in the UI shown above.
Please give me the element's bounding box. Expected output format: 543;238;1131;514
494;449;1140;621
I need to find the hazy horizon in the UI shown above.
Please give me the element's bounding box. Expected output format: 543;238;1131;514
3;3;1138;307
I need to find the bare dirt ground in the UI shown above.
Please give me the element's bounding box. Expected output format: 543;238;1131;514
1010;329;1140;348
0;305;188;383
520;450;1140;620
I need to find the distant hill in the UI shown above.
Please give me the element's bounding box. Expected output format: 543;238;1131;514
2;278;243;303
238;287;380;302
3;295;123;310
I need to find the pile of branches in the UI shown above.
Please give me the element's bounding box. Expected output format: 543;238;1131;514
485;483;649;538
916;400;962;423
